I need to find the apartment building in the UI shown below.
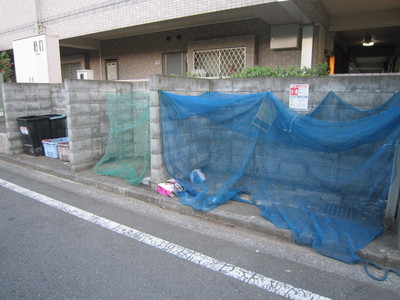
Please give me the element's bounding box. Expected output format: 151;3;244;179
0;0;399;82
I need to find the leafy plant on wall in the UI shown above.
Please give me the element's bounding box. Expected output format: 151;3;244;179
229;62;329;78
0;51;13;82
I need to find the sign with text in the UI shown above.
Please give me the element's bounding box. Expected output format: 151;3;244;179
289;84;309;111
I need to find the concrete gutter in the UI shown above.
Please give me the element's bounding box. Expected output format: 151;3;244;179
0;153;399;270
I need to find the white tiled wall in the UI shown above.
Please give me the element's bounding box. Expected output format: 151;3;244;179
0;0;273;50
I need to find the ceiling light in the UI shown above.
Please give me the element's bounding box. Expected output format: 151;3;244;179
363;37;374;47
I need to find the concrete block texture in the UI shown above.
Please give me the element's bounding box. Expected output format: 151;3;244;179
2;74;399;247
2;80;149;171
0;133;10;155
149;75;211;185
2;75;399;181
2;83;62;156
150;122;161;139
64;80;148;170
150;75;210;93
150;106;160;123
149;74;400;190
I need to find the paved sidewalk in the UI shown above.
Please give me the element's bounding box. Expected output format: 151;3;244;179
1;153;399;270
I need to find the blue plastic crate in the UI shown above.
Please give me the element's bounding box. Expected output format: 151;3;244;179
42;137;69;159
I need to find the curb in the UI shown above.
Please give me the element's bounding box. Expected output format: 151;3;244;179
1;154;399;270
0;154;291;240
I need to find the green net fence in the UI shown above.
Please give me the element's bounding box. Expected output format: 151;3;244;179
94;91;150;186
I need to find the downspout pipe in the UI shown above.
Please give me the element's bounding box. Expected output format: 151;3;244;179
34;0;44;34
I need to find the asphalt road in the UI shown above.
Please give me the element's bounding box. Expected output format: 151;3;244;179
0;161;399;299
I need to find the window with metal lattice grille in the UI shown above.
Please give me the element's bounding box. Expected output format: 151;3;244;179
193;47;246;77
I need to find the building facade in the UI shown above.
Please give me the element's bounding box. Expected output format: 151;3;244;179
1;0;399;82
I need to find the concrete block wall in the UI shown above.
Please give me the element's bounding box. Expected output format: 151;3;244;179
150;74;400;196
111;91;149;168
2;79;149;172
209;76;400;108
214;76;399;196
151;74;400;249
149;75;210;187
209;76;400;196
64;80;149;172
2;83;63;154
3;75;399;189
0;133;10;155
2;74;399;244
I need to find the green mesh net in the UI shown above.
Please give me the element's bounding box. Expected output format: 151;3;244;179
94;91;150;186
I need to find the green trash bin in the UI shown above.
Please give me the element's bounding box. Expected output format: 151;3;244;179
17;115;52;156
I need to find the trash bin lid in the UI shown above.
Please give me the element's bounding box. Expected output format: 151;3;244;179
49;114;66;120
17;115;48;121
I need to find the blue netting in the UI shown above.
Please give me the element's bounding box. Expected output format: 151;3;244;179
160;90;400;264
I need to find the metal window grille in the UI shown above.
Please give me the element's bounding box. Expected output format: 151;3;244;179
194;47;246;77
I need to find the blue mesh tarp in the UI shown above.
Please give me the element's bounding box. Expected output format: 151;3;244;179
160;90;400;264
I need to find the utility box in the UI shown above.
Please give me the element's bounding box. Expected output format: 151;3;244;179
77;70;94;80
12;34;62;83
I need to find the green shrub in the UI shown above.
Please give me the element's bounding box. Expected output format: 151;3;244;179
186;71;202;78
230;62;329;78
0;51;13;82
316;62;329;76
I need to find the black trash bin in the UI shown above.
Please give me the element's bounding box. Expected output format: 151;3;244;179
17;115;52;156
42;114;67;138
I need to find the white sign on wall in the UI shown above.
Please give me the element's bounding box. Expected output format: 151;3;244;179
289;84;309;111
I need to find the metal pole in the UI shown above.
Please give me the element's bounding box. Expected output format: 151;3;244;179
34;0;43;34
0;73;4;119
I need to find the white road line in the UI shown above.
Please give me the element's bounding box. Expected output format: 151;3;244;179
0;178;330;300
